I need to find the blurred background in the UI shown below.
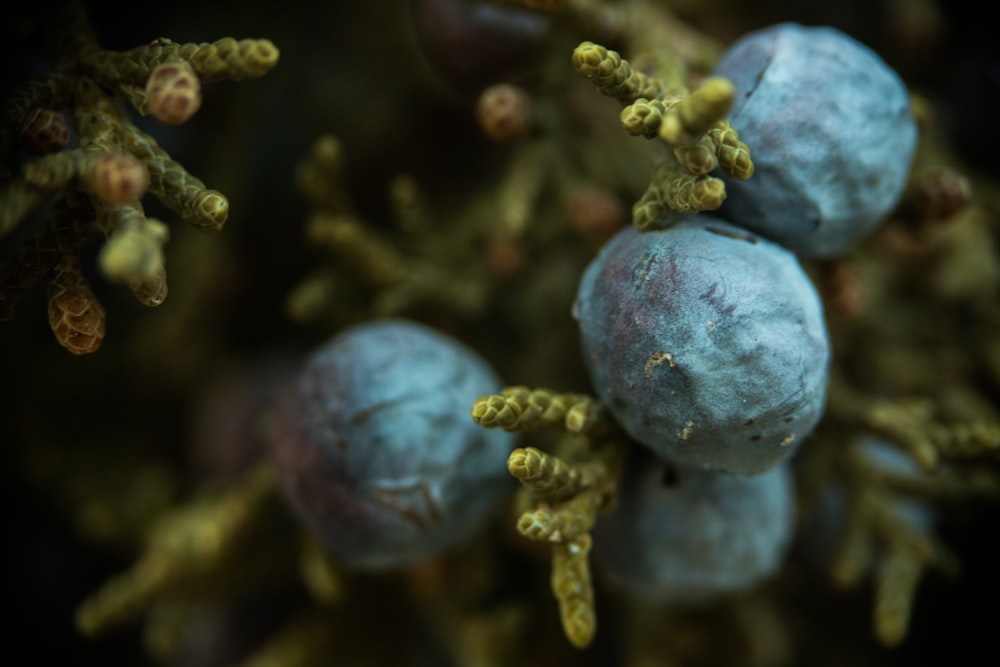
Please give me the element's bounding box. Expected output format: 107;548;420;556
1;1;997;664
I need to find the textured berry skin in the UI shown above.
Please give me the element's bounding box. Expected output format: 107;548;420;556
712;23;917;258
573;217;829;475
271;319;515;570
593;455;795;604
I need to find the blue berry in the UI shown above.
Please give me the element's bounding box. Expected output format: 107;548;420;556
712;22;917;258
593;455;795;604
573;217;830;476
270;318;515;570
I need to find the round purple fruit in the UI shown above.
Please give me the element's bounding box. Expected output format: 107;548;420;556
573;217;829;475
270;319;515;569
713;22;917;258
594;454;796;604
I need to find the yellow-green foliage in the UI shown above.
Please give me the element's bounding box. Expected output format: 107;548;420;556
0;0;277;353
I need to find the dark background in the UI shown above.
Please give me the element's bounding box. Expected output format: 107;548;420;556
2;1;997;664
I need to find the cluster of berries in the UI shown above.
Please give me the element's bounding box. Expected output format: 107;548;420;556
267;23;916;608
575;23;916;600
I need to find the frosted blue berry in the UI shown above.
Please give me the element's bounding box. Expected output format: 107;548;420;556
712;22;917;258
573;217;830;476
270;318;515;570
593;455;795;604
